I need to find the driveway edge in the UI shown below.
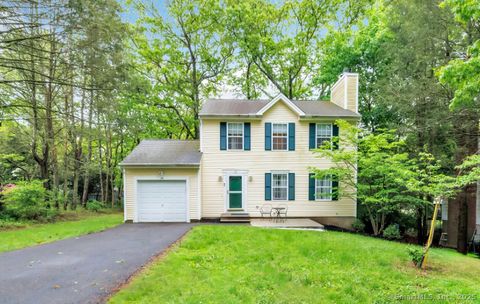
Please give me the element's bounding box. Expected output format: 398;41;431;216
103;226;195;303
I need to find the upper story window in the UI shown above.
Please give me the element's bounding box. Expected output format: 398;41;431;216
272;173;288;200
227;122;243;150
316;123;332;148
315;175;332;200
272;123;288;150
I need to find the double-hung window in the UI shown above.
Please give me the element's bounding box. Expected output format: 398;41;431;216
315;175;332;200
316;123;332;148
227;122;243;150
272;123;288;150
272;173;288;200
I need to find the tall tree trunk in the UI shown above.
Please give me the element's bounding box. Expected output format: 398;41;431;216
62;94;70;210
454;110;479;253
81;90;94;206
456;189;469;254
29;2;49;189
97;111;104;203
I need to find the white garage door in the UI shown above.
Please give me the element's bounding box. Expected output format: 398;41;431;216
137;180;187;222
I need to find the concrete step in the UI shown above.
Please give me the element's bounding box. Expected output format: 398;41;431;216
221;212;250;218
220;212;251;223
220;218;251;223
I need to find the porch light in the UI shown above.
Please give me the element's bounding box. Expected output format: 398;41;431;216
218;176;223;182
249;176;253;182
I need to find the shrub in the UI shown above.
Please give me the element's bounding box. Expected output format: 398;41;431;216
86;200;104;212
407;246;424;267
0;218;26;229
383;224;401;240
1;180;56;221
352;219;366;232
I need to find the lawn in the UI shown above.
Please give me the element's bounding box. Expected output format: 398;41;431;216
110;225;480;304
0;211;123;253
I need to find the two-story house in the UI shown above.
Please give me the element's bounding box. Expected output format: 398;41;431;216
120;72;360;229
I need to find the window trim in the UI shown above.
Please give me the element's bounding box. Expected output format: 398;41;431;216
315;175;333;201
315;123;333;150
226;122;244;151
271;122;289;151
271;171;289;201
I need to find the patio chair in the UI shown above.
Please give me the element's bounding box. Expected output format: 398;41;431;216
259;204;273;218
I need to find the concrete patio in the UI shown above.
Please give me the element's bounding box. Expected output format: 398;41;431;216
250;218;324;229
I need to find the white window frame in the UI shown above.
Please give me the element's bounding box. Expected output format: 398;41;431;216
315;123;333;149
272;172;289;201
271;123;289;151
227;122;244;150
315;175;332;201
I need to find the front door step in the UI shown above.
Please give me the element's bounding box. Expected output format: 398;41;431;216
220;212;251;223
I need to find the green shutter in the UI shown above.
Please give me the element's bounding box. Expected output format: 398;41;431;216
309;123;315;149
308;173;315;201
332;174;339;201
288;123;295;151
288;173;295;200
265;123;272;151
244;123;251;150
220;122;227;150
332;124;339;150
265;173;272;200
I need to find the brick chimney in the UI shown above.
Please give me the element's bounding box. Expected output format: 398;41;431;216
331;72;359;113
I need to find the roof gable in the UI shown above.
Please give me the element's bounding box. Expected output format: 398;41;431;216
256;93;305;116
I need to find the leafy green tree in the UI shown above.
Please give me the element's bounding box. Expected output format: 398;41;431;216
225;0;372;99
438;0;480;111
130;0;233;139
313;120;451;236
315;7;399;131
436;0;480;253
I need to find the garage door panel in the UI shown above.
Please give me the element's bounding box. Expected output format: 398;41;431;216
137;180;187;222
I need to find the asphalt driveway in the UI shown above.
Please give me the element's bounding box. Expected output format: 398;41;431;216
0;223;194;304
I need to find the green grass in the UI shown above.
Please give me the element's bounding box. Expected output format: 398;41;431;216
110;226;480;304
0;211;123;253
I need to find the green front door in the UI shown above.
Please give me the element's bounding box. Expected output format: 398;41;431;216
228;176;243;209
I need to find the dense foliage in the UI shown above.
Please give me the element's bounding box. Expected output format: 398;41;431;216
1;181;56;221
312;120;454;236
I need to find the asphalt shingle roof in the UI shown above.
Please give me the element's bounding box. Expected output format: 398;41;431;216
120;140;201;166
199;99;360;118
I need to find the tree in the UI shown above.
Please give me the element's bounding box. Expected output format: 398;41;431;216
225;0;371;100
130;0;233;139
312;120;451;236
0;0;131;210
437;0;480;253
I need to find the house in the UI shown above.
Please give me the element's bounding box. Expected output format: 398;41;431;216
120;73;361;229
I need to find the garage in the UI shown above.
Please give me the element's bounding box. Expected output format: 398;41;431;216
137;180;188;222
120;140;201;222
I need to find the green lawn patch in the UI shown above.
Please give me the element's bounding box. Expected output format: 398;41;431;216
110;226;480;304
0;211;123;253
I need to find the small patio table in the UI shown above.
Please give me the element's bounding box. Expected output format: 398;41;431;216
271;207;286;222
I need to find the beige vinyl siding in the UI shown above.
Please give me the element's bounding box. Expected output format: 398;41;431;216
124;168;200;221
201;100;356;218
